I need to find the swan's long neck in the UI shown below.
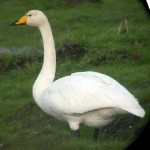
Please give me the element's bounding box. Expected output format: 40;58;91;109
33;19;56;103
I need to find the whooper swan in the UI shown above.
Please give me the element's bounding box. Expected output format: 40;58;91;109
11;10;145;141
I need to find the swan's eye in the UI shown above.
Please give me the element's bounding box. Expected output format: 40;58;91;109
29;14;32;17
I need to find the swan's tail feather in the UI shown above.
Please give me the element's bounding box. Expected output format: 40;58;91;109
129;106;145;118
121;100;145;118
118;96;145;118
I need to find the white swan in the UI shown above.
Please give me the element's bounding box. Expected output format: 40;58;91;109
11;10;145;140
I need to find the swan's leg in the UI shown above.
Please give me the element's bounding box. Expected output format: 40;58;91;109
73;130;80;138
93;128;99;141
69;121;80;138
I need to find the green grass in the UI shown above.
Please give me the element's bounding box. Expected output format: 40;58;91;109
0;0;150;149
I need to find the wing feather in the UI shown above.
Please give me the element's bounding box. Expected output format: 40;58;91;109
43;71;145;117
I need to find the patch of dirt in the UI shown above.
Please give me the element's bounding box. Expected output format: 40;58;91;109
89;49;140;66
57;41;86;59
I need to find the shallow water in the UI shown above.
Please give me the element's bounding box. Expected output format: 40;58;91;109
0;46;30;54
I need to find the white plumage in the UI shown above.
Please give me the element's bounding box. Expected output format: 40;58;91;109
13;10;145;138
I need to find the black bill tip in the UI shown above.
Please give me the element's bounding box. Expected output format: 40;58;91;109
9;21;25;26
9;21;17;26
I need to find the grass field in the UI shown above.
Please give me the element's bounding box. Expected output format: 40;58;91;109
0;0;150;149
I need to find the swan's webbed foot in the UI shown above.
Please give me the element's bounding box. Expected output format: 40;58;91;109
93;128;99;142
73;130;80;138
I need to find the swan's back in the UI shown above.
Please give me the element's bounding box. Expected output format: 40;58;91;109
41;71;145;118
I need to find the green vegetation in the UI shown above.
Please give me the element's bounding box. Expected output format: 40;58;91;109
0;0;150;149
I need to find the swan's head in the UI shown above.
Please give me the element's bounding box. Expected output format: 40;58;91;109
10;10;48;27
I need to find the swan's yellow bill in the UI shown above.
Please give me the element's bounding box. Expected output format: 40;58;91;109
15;15;29;25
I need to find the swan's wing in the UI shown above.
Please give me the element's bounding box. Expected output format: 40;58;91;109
43;72;145;117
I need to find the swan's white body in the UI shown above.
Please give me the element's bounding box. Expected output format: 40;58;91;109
14;10;145;132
